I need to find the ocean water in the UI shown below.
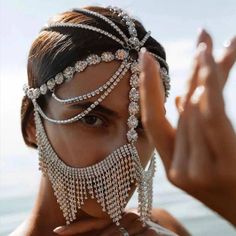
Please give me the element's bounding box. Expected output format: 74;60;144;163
1;152;236;236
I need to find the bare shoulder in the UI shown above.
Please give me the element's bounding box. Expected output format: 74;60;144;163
150;208;191;236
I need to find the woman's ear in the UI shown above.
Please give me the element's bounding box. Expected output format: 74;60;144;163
24;109;37;148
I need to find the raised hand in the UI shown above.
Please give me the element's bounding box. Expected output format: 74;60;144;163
53;211;175;235
139;29;236;226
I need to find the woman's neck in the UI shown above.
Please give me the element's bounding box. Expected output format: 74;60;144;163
27;176;65;234
26;175;103;236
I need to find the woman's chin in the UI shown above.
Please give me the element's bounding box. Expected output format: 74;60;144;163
78;185;137;219
80;198;110;219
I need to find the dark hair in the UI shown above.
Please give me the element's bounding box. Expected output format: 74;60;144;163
21;6;167;149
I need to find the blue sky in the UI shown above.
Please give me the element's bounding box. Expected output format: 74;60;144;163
1;0;235;152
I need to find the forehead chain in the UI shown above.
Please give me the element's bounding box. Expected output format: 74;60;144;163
24;7;170;100
27;6;163;227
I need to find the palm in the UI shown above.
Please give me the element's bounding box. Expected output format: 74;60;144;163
139;30;236;225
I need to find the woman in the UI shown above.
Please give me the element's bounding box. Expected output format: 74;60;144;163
11;6;190;236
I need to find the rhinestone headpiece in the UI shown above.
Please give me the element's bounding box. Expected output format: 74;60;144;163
23;6;170;226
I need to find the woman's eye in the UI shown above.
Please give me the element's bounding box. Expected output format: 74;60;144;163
80;115;104;127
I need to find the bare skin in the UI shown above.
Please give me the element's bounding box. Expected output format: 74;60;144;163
53;30;236;235
10;60;189;235
139;29;236;226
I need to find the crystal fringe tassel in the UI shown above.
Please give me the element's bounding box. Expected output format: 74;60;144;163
34;109;155;225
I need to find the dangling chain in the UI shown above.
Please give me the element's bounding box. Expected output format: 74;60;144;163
35;109;156;225
23;6;169;226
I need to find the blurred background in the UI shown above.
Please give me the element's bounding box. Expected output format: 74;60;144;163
0;0;236;235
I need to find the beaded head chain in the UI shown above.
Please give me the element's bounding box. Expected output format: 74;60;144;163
23;7;170;226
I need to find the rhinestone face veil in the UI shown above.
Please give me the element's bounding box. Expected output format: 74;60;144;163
23;7;171;226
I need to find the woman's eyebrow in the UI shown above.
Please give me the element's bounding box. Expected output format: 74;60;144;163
69;101;119;118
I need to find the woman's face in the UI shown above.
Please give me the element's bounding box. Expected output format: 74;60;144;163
43;60;156;219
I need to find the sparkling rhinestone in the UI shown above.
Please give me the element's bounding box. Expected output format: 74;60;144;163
130;74;139;88
33;88;40;99
131;62;140;73
40;84;48;95
165;75;170;82
47;78;55;90
128;26;137;36
115;49;128;60
129;102;139;115
165;83;171;89
129;88;139;102
128;37;140;49
75;60;88;72
123;15;129;21
161;67;168;75
101;52;114;62
87;54;101;65
126;19;134;26
63;67;75;80
127;129;138;142
27;88;34;99
118;11;126;17
55;73;64;85
23;84;29;94
128;115;138;129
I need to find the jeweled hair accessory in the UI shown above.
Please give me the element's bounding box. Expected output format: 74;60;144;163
23;6;170;226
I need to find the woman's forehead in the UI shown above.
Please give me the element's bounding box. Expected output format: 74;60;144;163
55;61;132;118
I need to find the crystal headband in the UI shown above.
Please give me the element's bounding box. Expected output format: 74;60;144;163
23;49;170;100
24;6;170;100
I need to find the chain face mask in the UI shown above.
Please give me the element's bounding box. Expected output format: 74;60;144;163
24;7;170;226
35;110;156;225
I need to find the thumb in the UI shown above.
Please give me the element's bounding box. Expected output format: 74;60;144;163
139;48;175;171
53;218;111;235
175;96;185;114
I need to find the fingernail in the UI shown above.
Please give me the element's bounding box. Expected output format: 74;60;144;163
223;36;236;48
53;226;67;234
197;27;208;38
176;96;184;113
223;40;231;48
190;85;205;104
197;27;204;35
197;42;207;63
198;42;207;52
139;47;147;70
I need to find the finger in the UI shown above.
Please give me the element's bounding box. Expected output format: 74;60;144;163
196;45;236;161
126;217;147;235
187;104;216;189
196;28;213;54
175;96;184;114
196;28;213;53
105;218;146;236
183;51;200;107
139;47;175;171
198;40;225;118
184;29;214;107
217;36;236;87
136;226;166;236
184;29;213;106
99;212;139;236
53;218;111;235
169;112;190;188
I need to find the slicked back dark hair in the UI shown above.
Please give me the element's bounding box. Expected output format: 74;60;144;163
21;6;167;148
